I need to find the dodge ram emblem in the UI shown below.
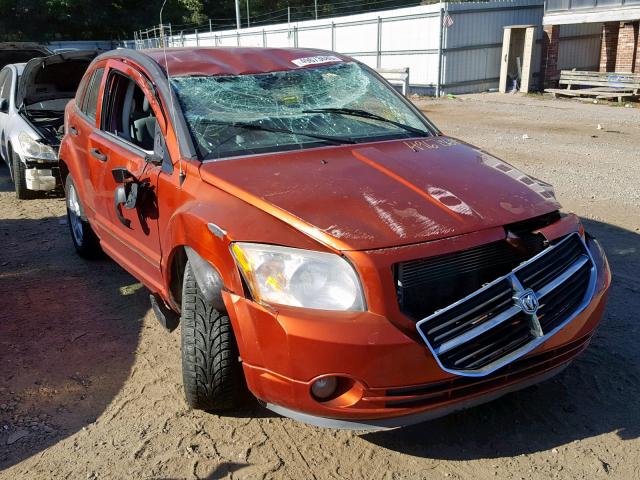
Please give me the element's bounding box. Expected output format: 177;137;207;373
517;289;539;315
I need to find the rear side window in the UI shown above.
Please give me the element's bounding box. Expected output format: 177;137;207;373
75;72;90;105
81;68;104;120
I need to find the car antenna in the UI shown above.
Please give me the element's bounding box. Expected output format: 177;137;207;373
159;0;186;186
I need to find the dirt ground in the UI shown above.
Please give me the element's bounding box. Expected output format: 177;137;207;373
1;93;639;480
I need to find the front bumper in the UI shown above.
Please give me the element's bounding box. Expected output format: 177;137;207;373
224;234;610;429
23;159;61;191
266;359;572;430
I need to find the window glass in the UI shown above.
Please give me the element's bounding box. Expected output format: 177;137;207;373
82;67;104;120
0;70;12;103
570;0;596;7
545;0;570;10
171;61;432;161
75;72;91;108
102;72;157;151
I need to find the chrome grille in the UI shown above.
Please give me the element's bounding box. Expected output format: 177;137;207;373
416;233;596;377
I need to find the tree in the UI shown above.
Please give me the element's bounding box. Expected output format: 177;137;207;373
0;0;422;41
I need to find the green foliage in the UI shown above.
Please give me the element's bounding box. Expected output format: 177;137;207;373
0;0;421;41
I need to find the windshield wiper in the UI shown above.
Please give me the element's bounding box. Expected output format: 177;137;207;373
302;107;430;137
196;118;357;146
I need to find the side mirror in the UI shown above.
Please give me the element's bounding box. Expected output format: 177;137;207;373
0;99;8;113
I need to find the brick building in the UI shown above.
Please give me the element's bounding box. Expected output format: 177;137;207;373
542;0;640;87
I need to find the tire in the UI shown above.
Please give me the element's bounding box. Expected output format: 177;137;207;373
12;151;36;200
181;261;243;411
65;174;101;258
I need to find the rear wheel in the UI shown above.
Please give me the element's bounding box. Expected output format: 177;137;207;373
181;261;243;411
12;152;35;200
65;174;101;258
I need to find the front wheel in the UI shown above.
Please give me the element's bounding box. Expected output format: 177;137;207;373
181;261;243;411
65;174;101;258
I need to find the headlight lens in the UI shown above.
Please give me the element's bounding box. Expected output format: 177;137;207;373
18;132;57;160
231;243;365;311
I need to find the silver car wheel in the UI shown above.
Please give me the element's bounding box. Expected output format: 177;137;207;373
67;183;84;245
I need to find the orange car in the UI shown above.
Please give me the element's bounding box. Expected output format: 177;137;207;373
59;47;610;429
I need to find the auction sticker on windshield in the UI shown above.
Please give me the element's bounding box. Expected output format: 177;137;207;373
291;55;342;67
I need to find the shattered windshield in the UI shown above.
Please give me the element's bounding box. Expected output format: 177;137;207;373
170;62;432;161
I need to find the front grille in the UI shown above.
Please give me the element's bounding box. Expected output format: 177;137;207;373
420;278;514;349
415;233;596;376
396;212;559;320
537;261;591;332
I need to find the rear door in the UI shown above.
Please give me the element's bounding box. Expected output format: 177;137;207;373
88;61;164;292
67;64;106;218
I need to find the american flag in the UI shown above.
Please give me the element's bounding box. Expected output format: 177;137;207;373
443;13;454;28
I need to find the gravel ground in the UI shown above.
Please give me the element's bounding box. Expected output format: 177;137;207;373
0;93;639;480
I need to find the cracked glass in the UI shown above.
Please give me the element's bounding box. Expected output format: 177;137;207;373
170;62;431;161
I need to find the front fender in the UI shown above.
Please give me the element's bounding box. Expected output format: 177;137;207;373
161;201;244;300
158;184;338;366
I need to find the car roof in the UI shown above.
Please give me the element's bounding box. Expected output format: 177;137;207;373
141;47;351;77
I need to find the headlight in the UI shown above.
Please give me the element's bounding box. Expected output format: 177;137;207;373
18;132;57;160
231;243;365;311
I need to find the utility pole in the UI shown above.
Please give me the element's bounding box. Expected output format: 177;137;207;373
246;0;250;28
287;6;291;24
235;0;241;29
315;0;318;20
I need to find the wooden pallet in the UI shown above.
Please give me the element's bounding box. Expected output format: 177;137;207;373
545;70;640;102
546;87;637;102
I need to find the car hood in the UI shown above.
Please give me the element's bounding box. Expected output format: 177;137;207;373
0;42;52;70
17;50;100;107
199;137;561;251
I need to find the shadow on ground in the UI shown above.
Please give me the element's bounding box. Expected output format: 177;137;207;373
0;162;147;469
363;219;640;459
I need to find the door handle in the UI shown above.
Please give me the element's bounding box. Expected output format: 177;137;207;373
90;147;107;162
69;125;79;136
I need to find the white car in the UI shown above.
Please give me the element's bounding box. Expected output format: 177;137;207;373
0;50;98;198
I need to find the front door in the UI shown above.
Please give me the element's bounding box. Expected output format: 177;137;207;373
90;63;165;292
